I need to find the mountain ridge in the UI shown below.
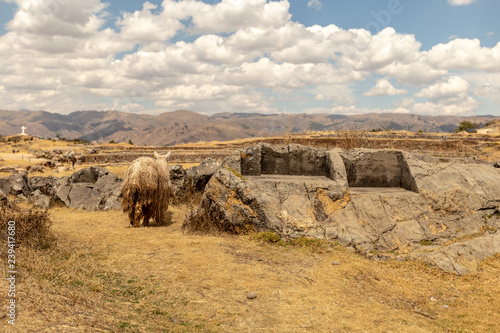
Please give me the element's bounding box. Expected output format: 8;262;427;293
0;109;496;145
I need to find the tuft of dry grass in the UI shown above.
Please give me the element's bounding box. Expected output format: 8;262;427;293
2;204;499;332
0;196;55;255
335;127;375;150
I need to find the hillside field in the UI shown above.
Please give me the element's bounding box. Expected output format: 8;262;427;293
1;131;500;332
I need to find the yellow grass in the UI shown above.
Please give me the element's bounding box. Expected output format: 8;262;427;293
1;131;500;331
3;205;499;332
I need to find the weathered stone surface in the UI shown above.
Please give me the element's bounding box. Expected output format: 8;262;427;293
404;152;500;212
414;231;500;275
221;153;241;173
69;166;109;183
29;176;60;197
54;168;123;210
260;144;289;175
0;167;18;174
186;144;500;275
289;143;327;176
169;164;189;200
31;189;51;209
186;158;220;191
340;149;410;189
246;292;258;299
240;145;261;176
185;146;349;235
0;174;31;197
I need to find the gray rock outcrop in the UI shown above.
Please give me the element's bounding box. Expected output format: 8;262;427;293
185;144;500;275
31;189;51;209
29;176;60;198
56;167;122;211
0;174;31;197
186;158;220;191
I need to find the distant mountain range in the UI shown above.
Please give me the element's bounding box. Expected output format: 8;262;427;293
0;109;497;146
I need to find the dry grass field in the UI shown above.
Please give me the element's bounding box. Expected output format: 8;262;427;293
2;205;500;332
1;131;500;332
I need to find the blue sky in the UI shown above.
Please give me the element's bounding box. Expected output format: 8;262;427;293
0;0;499;116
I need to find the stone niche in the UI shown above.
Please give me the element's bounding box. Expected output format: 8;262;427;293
340;149;418;193
238;144;418;193
240;143;329;177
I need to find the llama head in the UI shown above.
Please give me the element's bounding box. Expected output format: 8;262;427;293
154;151;171;161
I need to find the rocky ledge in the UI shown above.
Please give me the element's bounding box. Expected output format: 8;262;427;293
185;143;500;275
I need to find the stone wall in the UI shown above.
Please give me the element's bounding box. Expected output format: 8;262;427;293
240;145;418;192
339;149;418;192
241;143;329;177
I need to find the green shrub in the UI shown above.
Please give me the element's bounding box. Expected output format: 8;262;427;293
455;121;480;133
256;231;282;243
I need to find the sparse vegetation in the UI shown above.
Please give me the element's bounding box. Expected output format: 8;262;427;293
4;206;499;332
226;167;245;180
254;232;333;253
335;127;374;149
283;119;294;145
0;197;55;254
71;138;90;144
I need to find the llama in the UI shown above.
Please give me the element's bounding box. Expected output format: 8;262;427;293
122;151;172;227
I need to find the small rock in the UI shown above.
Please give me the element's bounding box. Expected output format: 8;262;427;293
430;296;437;302
246;292;258;300
442;305;450;309
332;261;341;266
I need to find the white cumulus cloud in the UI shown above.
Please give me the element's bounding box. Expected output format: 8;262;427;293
364;79;407;96
0;0;497;116
415;76;470;101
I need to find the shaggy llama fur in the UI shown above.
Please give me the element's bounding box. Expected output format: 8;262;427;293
122;152;172;227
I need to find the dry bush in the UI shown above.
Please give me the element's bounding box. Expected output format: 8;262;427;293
184;200;254;235
335;127;375;149
0;196;54;255
282;119;294;145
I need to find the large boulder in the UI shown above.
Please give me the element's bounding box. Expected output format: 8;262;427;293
29;176;60;197
0;174;31;197
185;144;500;275
186;158;220;191
169;164;192;203
31;189;51;209
55;167;122;210
69;166;109;183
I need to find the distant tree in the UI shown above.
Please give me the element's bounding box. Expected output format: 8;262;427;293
128;139;134;145
109;140;115;144
455;121;480;133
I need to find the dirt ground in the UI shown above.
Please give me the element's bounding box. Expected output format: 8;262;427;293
2;206;499;332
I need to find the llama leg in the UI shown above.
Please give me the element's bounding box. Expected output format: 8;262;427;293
128;208;135;226
133;203;142;227
156;202;164;225
143;205;151;227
